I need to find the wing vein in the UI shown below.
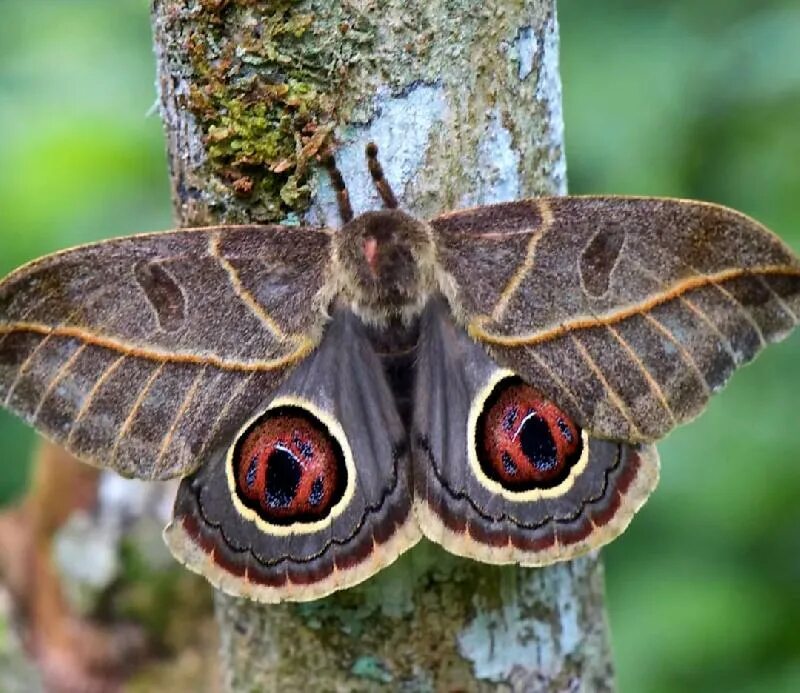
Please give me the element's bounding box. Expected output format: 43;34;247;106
3;305;92;407
606;325;677;426
570;335;643;438
679;295;740;362
208;232;293;343
710;280;767;347
528;347;589;422
0;323;309;373
626;255;740;364
472;265;800;346
155;366;207;475
3;332;54;408
66;355;127;444
490;200;554;322
32;343;87;422
759;276;798;323
643;314;712;397
196;373;255;461
109;362;166;467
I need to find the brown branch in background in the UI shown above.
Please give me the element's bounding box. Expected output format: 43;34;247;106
0;442;145;692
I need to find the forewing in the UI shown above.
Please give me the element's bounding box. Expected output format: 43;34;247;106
0;224;331;479
433;197;800;441
165;308;420;603
412;300;658;565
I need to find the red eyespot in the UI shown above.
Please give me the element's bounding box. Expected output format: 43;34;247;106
476;377;583;491
233;406;347;524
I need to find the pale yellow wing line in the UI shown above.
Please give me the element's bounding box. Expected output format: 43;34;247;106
471;265;800;346
489;200;555;323
208;231;306;346
0;323;313;373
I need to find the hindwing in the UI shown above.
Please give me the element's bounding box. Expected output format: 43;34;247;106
166;308;420;602
412;299;659;564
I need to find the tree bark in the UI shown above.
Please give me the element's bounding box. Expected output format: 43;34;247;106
151;1;615;690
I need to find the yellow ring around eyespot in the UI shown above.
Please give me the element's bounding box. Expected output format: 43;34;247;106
466;368;590;502
225;395;357;536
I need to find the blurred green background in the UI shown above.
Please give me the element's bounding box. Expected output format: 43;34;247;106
0;1;797;691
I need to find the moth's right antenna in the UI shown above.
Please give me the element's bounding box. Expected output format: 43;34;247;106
322;151;354;224
366;143;398;209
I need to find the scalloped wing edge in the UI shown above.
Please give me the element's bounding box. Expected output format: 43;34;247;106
413;443;660;567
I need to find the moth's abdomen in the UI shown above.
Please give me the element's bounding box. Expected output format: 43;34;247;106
477;377;583;491
233;406;346;524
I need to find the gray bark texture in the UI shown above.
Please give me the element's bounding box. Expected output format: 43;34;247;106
150;0;615;690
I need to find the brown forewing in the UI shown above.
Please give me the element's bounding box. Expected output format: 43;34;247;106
0;225;332;479
432;196;800;441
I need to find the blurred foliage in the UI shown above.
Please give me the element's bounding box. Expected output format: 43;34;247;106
0;0;172;499
559;2;800;692
0;1;797;692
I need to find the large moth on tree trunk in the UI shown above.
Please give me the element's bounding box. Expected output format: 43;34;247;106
1;145;798;602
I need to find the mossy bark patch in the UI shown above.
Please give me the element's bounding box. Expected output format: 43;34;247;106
154;0;376;224
154;0;566;227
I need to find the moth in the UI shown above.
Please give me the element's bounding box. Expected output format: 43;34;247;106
1;143;798;603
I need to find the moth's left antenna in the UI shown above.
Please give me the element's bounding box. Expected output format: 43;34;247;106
366;143;398;209
322;151;354;224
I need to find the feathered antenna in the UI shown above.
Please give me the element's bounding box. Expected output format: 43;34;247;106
321;151;354;224
365;142;398;209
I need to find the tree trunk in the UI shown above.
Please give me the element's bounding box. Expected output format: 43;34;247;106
151;1;615;690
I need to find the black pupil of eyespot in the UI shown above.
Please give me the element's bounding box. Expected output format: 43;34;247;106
265;447;302;508
519;414;558;473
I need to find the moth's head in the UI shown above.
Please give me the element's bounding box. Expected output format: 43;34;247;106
335;208;436;321
323;144;439;321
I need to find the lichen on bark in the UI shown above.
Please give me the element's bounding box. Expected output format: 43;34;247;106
153;0;348;223
151;1;615;690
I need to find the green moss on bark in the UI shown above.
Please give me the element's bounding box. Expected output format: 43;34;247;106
157;0;378;222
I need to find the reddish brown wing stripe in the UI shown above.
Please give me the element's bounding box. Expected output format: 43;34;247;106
214;225;332;336
436;197;800;338
172;445;413;587
1;331;82;415
431;200;549;310
613;270;800;387
0;225;329;372
0;322;307;373
479;269;800;349
414;433;629;533
430;199;545;237
481;270;799;441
